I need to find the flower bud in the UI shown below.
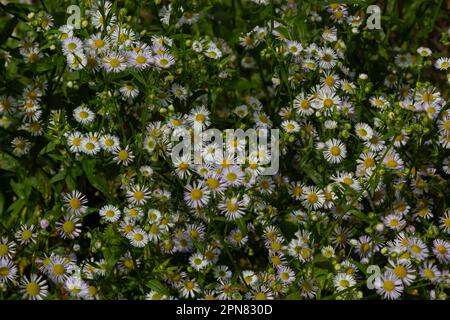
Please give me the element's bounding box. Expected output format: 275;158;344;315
40;219;49;229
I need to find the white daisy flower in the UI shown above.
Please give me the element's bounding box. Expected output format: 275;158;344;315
102;52;128;72
317;47;337;69
184;182;210;208
113;146;135;166
99;205;121;223
323;139;347;164
73;106;95;124
20;274;48;300
62;37;83;55
154;53;175;69
301;186;325;210
221;165;244;187
383;150;404;171
56;216;82;239
375;271;404;300
218;195;249;220
63;190;88;216
282;120;300;133
65;275;89;299
100;134;120;152
417;46;432;57
334;273;356;292
126;184;151;206
294;93;314;116
354;123;373;140
285;40;303;56
434;57;450;70
0;258;18;284
80;136;101;155
119;83;139;99
189;253;208;271
127;228;149;248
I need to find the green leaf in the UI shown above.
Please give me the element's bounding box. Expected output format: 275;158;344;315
65;174;77;191
0;17;19;46
349;210;372;224
49;170;67;184
7;198;26;226
0;152;19;172
0;192;4;217
39;140;59;155
146;279;170;295
236;218;247;234
82;158;110;197
284;291;301;300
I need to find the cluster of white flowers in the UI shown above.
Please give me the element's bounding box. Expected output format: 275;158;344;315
0;1;449;300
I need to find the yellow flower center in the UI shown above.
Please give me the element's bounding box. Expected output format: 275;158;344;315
178;163;189;171
133;233;143;241
69;198;81;209
104;139;114;147
124;258;134;269
63;221;75;233
67;42;77;50
79;111;88;119
383;280;395;292
0;244;8;257
206;178;219;189
364;158;375;168
53;264;65;275
118;150;129;161
386;159;397;168
191;188;203;201
195;114;206;122
361;243;370;252
343;177;354;185
393;266;407;279
133;191;144;201
339;279;349;288
226;172;237;182
271;255;281;265
26;282;40;296
185;281;195;290
22;230;32;240
323;98;334;108
424;269;434;279
136;55;147;64
271;242;281;251
422;92;435;103
150;224;159;235
410;244;421;254
325;76;335;87
0;267;9;277
300;100;310;110
109;58;120;68
93;39;104;48
226;201;238;212
307;193;318;204
390;219;399;227
437;244;447;254
330;146;341;156
357;128;367;136
301;248;311;259
159;58;169;66
286;123;295;131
